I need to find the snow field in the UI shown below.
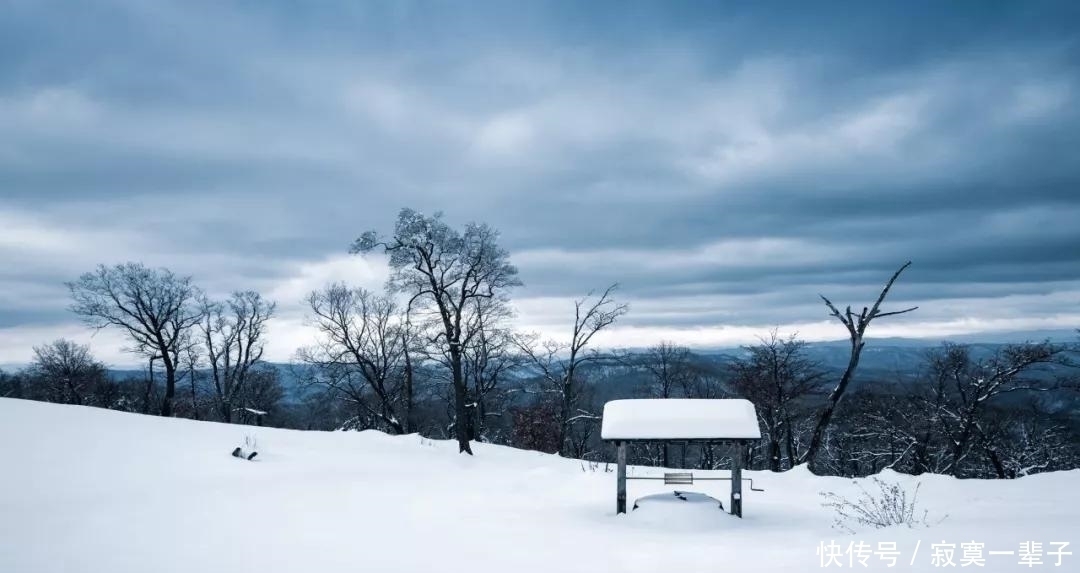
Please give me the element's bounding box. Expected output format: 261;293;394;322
0;398;1077;572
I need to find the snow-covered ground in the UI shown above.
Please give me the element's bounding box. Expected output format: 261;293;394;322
1;398;1077;572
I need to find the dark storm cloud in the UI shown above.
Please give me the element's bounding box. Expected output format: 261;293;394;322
2;0;1079;363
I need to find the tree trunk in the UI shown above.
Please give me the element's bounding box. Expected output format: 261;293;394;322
912;431;930;475
558;377;572;457
951;418;975;477
475;395;487;442
768;436;781;472
160;359;177;417
144;358;155;414
804;339;863;472
189;368;199;420
784;417;796;470
985;446;1007;479
451;350;473;455
403;343;414;434
220;398;232;424
66;380;84;405
161;369;175;416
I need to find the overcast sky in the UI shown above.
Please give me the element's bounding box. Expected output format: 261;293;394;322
2;1;1079;367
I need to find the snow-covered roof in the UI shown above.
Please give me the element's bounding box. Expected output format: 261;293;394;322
600;399;762;440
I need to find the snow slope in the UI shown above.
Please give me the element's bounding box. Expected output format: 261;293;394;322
0;398;1077;572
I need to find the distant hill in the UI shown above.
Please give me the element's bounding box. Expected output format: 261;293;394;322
5;328;1070;405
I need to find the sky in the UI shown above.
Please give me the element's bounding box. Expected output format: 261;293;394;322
2;0;1079;367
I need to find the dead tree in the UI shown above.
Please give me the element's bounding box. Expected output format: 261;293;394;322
199;291;275;423
801;261;917;472
517;284;628;457
353;209;520;454
68;263;203;417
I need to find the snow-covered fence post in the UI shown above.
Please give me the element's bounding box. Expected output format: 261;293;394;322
616;440;627;514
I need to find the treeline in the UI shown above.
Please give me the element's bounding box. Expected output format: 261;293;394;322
615;334;1079;479
1;208;1077;479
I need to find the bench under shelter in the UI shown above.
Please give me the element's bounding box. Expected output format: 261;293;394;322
600;398;763;517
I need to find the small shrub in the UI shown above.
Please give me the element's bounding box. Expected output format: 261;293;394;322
580;460;612;473
820;477;943;534
510;400;561;454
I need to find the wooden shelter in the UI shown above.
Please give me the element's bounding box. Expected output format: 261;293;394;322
601;399;762;517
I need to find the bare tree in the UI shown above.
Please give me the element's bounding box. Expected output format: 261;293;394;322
29;339;107;405
925;342;1067;476
639;341;692;400
461;299;521;443
980;402;1077;478
235;367;284;425
68;263;203;416
0;369;26;399
299;284;411;434
353;209;520;454
730;331;824;471
839;341;1076;478
181;342;203;420
517;284;628;457
199;291;275;423
629;341;694;466
802;261;917;471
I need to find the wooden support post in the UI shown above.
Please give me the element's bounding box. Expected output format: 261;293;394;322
731;442;743;518
616;440;627;514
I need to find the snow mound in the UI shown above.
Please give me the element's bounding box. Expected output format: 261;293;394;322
625;491;733;532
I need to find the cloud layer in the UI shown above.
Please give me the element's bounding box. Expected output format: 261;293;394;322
2;1;1079;365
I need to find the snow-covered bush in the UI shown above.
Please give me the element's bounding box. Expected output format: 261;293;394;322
231;434;260;460
820;477;941;533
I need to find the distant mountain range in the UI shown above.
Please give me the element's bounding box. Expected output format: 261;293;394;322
4;328;1075;384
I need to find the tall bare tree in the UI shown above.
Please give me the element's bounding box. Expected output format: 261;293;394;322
199;291;275;423
299;284;411;434
68;263;202;416
802;261;917;471
461;299;521;443
353;209;520;454
517;284;628;457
